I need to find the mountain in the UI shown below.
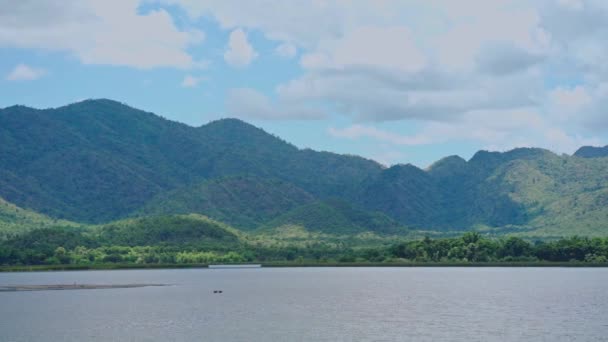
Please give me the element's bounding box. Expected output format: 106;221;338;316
355;147;608;236
260;199;406;235
2;99;608;237
574;145;608;158
137;176;315;230
0;100;199;222
0;99;381;224
357;164;440;228
354;149;548;230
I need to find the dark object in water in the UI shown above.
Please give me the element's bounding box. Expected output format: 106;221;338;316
213;290;223;294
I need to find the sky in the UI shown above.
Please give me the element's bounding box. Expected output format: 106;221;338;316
1;0;607;167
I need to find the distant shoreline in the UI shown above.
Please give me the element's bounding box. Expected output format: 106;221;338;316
0;283;168;291
1;262;608;272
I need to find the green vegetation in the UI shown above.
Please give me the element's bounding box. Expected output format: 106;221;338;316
137;176;315;230
0;100;380;225
1;216;607;268
574;145;608;158
0;197;78;239
260;200;406;235
2;99;608;244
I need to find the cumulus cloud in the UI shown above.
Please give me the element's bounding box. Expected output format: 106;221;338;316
330;107;601;154
9;0;608;155
153;0;356;48
275;42;297;58
475;42;545;75
5;64;46;81
306;26;427;72
0;0;205;69
329;125;432;146
226;87;325;120
224;28;257;67
547;83;608;131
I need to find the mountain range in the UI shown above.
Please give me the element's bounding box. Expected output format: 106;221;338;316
1;99;607;238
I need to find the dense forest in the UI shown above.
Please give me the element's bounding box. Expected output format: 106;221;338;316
1;215;607;267
0;100;608;238
1;99;608;269
1;99;608;239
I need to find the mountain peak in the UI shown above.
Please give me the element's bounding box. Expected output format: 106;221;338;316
427;155;467;176
428;155;466;169
61;98;140;112
383;163;426;178
200;117;297;151
469;147;551;164
0;104;38;114
574;145;608;158
203;117;253;129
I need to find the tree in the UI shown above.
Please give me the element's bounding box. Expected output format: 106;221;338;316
54;246;70;264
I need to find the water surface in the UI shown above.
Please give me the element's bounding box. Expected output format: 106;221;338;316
1;267;607;341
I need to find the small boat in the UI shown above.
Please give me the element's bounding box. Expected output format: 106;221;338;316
208;264;261;269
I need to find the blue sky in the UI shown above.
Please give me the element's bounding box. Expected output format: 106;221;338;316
1;0;607;167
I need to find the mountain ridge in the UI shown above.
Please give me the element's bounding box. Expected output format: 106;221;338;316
2;99;608;237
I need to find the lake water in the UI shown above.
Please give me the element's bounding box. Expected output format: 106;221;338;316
1;267;607;341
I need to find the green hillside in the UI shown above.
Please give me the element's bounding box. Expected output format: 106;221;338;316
358;164;440;228
574;145;608;158
137;176;315;230
0;197;78;238
261;200;407;235
0;214;247;265
97;214;241;247
490;153;608;237
0;100;381;223
2;99;608;238
353;147;608;236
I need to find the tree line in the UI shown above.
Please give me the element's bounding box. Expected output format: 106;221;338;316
1;228;608;266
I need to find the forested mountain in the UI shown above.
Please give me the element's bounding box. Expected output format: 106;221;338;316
575;145;608;158
357;147;608;237
260;199;406;235
137;176;315;230
0;99;381;224
1;99;607;237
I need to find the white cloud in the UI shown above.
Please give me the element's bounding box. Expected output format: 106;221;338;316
6;0;608;154
5;64;46;81
154;0;357;48
159;0;554;124
547;83;608;130
181;75;205;87
328;125;432;146
330;106;601;155
558;0;584;10
224;28;257;67
276;42;297;58
226;87;325;120
305;26;427;72
0;0;205;69
370;150;407;167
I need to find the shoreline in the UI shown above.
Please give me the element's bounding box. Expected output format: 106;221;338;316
2;261;608;272
0;283;168;292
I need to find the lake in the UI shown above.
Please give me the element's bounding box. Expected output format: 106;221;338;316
1;267;607;341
